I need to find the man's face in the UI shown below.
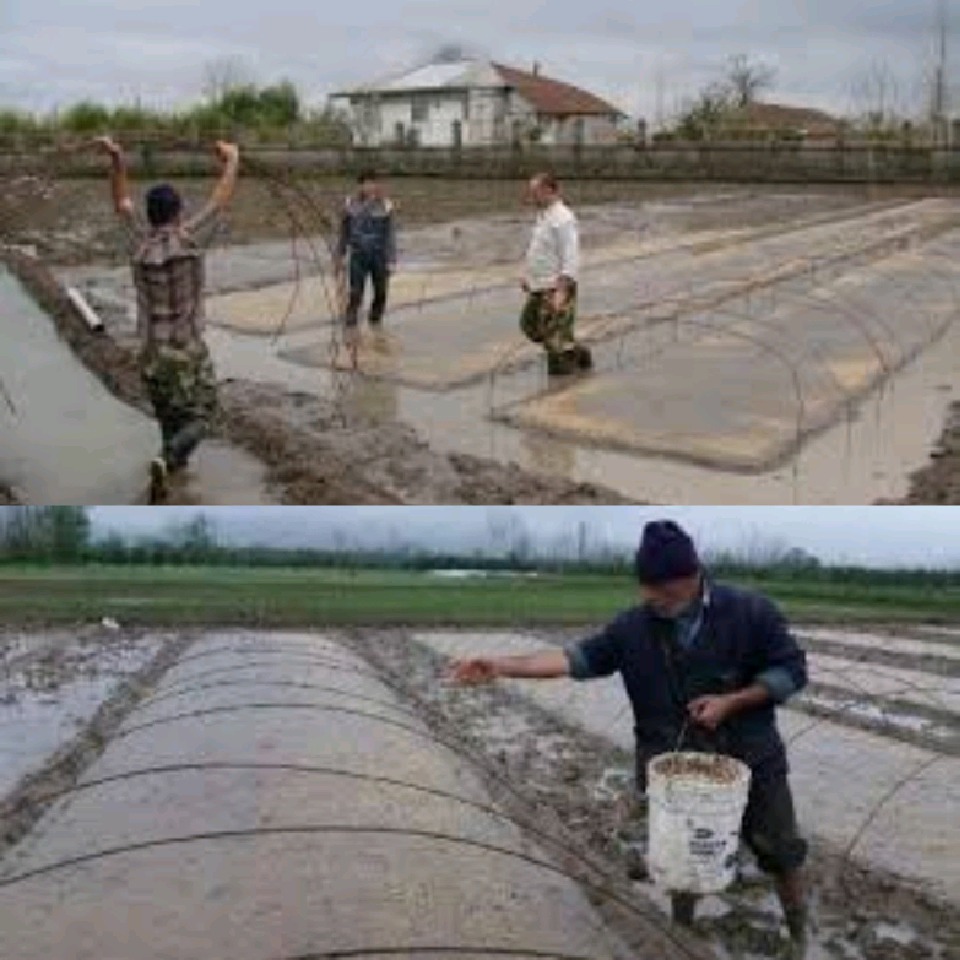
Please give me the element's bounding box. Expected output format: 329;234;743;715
641;574;702;618
526;178;550;208
359;179;378;200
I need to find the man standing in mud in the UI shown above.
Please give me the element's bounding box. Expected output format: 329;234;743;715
94;136;240;502
449;519;810;956
520;172;593;376
336;170;397;346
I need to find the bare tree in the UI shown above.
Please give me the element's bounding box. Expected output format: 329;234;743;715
202;56;256;103
849;59;905;130
725;54;778;108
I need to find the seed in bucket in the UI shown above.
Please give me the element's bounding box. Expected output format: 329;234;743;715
653;754;741;784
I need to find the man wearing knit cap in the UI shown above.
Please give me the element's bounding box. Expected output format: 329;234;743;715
449;519;810;955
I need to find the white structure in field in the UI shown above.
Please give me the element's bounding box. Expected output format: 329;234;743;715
329;59;625;147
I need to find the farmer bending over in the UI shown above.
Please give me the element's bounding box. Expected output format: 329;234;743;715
94;136;239;502
449;519;810;956
336;169;397;337
520;172;593;376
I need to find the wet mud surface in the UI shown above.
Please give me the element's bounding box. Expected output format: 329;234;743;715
0;250;631;504
0;628;194;862
0;626;957;959
346;629;960;960
902;402;960;503
5;174;960;503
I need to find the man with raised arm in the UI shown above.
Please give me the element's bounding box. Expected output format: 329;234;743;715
94;136;240;502
449;519;810;957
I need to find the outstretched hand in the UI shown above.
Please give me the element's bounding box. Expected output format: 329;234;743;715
446;658;499;686
92;136;121;158
215;141;240;164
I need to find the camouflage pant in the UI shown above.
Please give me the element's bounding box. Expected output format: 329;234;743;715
141;343;218;470
520;289;578;359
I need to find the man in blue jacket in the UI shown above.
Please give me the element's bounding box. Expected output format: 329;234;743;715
450;519;810;954
336;169;397;333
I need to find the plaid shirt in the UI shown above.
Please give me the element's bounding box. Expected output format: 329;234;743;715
122;203;222;351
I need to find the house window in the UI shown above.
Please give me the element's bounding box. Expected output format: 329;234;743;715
411;96;429;122
360;101;380;134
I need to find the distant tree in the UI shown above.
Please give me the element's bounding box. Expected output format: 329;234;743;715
675;81;736;140
202;56;256;103
217;85;263;126
258;80;301;126
724;54;778;108
0;507;89;561
61;101;112;133
849;59;907;133
174;514;219;561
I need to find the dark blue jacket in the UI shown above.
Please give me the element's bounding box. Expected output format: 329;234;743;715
336;195;396;263
567;582;807;786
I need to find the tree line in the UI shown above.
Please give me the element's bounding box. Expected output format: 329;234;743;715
0;60;352;145
2;507;960;589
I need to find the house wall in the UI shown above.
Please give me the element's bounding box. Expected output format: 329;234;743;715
333;88;619;147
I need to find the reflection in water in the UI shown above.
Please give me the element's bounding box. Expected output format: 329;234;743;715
341;331;400;423
165;441;276;505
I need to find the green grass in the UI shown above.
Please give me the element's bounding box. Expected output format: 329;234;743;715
1;565;959;628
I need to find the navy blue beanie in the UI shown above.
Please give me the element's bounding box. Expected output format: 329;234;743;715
634;520;700;585
146;184;182;228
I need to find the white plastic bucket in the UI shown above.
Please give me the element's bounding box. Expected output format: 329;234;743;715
647;751;752;895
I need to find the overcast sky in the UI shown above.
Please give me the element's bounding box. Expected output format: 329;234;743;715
3;0;954;120
86;506;960;568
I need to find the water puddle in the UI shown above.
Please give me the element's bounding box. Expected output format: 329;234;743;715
0;265;155;504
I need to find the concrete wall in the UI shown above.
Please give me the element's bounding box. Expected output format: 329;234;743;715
0;631;665;960
8;140;960;183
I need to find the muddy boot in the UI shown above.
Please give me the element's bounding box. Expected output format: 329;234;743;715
783;904;809;959
547;350;579;376
624;847;649;881
574;344;594;371
148;457;169;504
670;892;698;928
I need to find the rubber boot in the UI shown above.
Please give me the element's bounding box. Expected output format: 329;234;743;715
784;903;810;959
547;350;579;376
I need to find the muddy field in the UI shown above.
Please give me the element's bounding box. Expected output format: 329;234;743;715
0;174;891;266
5;174;960;504
0;249;631;505
0;625;957;960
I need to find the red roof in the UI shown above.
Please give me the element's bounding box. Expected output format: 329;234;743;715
732;102;840;130
492;63;624;118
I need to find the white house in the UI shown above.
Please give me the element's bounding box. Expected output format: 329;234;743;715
329;59;625;148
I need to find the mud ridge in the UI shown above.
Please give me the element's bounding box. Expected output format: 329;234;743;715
0;630;195;864
903;401;960;503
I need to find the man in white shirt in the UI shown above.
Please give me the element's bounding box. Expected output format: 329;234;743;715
520;172;593;376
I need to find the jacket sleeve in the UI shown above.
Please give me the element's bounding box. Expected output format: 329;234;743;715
749;596;808;703
565;611;628;680
385;201;397;265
